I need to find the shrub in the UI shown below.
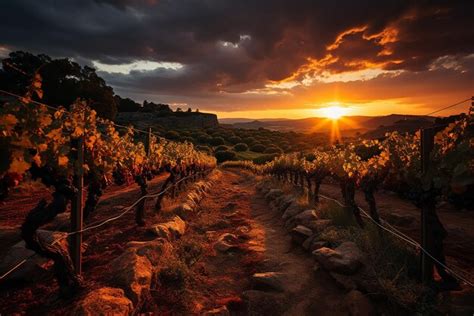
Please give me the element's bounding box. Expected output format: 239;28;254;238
228;136;242;144
215;150;236;163
209;136;225;146
253;153;277;164
264;146;283;154
250;144;265;153
197;135;211;144
164;130;180;140
214;145;228;152
196;145;211;153
180;136;195;143
234;143;248;152
242;137;256;145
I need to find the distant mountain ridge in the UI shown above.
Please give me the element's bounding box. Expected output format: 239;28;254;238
225;114;436;137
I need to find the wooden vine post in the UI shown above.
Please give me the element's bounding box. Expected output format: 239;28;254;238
420;127;435;285
70;135;84;275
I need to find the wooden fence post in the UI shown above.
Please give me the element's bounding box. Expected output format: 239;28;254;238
420;127;435;285
70;136;84;275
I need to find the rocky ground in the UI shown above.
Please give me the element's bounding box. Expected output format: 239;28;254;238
0;169;473;315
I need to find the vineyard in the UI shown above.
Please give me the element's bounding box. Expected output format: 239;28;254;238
0;73;473;314
0;73;217;298
223;103;474;287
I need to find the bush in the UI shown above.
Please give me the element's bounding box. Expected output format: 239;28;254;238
196;135;211;144
215;150;236;163
180;136;195;143
242;137;256;145
250;143;265;153
165;130;180;140
196;145;211;153
264;146;283;154
214;145;228;152
228;136;242;144
234;143;248;152
209;136;225;146
253;153;277;164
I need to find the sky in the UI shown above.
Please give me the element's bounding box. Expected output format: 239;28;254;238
0;0;473;118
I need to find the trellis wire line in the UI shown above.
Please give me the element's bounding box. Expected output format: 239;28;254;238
424;98;472;116
317;193;474;287
0;172;201;281
0;89;165;140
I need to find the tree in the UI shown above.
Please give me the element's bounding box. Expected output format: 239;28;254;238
0;51;117;119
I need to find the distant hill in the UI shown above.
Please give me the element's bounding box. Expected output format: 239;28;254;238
227;114;436;137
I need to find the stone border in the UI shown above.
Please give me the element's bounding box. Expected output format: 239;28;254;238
73;170;220;315
255;179;376;315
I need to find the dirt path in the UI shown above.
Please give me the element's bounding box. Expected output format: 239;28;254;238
183;169;349;315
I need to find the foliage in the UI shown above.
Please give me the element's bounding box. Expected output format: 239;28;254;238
233;143;248;152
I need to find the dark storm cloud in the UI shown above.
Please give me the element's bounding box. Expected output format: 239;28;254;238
0;0;473;106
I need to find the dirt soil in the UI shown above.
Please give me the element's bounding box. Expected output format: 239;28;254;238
0;169;472;315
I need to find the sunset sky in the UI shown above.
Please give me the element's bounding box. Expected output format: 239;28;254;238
1;0;473;118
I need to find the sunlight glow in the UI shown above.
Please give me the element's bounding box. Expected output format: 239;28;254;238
320;105;347;120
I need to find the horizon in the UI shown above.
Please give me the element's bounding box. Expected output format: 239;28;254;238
1;1;473;119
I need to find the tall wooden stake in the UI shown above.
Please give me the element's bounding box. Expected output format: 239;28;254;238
420;127;435;285
70;136;84;275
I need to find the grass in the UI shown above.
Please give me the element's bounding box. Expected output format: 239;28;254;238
234;150;265;161
317;200;429;313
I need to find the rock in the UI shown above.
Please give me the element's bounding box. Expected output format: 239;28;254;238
214;233;239;252
148;216;186;240
73;287;133;316
294;209;318;224
126;238;172;263
278;196;296;213
242;290;288;315
312;242;364;275
302;235;316;250
290;225;313;245
385;213;415;227
252;272;285;292
45;213;70;231
265;189;284;201
282;202;304;220
110;248;153;304
310;241;329;252
305;219;333;233
203;306;230;316
172;203;194;219
345;290;374;316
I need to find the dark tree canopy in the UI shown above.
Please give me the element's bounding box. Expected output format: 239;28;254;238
0;51;117;119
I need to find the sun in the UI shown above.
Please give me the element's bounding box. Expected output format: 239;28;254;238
320;105;347;120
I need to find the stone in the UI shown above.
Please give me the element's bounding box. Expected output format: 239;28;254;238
345;290;374;316
290;225;313;245
172;203;194;219
310;241;329;252
252;272;285;292
312;242;364;275
73;287;133;316
110;248;153;304
126;238;172;263
305;219;333;233
148;216;186;240
294;209;318;224
265;189;284;201
214;233;239;252
302;235;317;250
203;306;230;316
278;196;296;213
282;202;304;220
